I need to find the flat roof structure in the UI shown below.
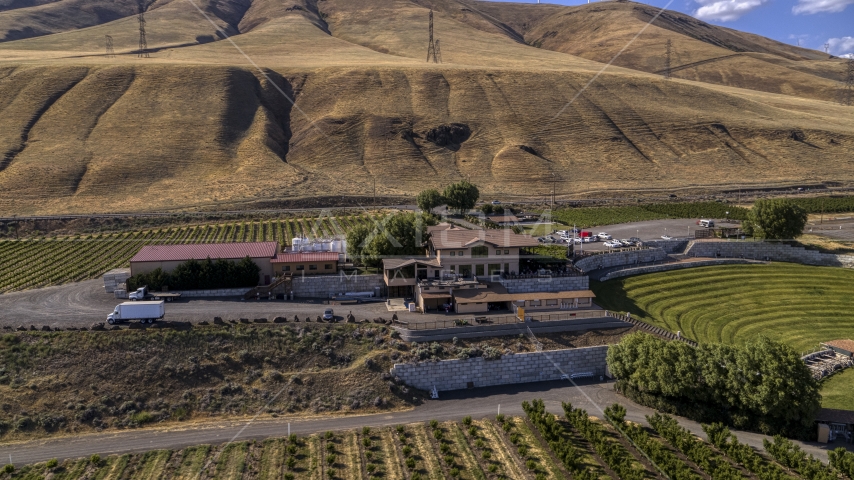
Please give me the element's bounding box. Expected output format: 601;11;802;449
429;224;539;249
453;285;596;303
823;340;854;356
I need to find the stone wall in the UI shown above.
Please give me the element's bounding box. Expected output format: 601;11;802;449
171;287;253;297
686;241;854;268
599;259;758;281
391;346;609;392
289;273;385;298
103;268;130;293
574;248;668;272
395;316;630;342
498;275;589;293
642;239;689;254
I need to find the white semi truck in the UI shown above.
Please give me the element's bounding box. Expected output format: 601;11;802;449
107;301;165;325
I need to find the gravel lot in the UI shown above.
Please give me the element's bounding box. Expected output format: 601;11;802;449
0;279;414;328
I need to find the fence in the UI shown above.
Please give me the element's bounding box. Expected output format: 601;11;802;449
501;270;584;280
398;309;608;331
607;312;698;347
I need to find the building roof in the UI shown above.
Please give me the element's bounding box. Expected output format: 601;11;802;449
420;292;453;299
131;242;278;263
453;286;596;303
271;252;340;263
815;408;854;424
430;228;539;249
823;339;854;354
382;258;442;269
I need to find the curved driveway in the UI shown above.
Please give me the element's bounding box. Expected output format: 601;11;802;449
0;380;838;467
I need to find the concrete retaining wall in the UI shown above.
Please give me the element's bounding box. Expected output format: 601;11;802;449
396;316;631;342
643;240;689;254
391;346;609;392
171;287;253;297
289;273;385;298
575;248;668;272
498;275;589;293
686;241;854;268
599;259;759;281
103;268;131;293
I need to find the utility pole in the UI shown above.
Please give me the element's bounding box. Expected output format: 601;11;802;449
137;13;149;58
551;173;556;206
373;178;376;206
824;43;830;54
663;39;672;80
105;35;115;57
427;10;438;63
841;58;854;107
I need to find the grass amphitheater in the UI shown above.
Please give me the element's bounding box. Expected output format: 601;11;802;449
592;264;854;353
0;213;385;293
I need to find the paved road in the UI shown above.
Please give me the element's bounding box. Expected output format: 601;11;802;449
0;380;839;467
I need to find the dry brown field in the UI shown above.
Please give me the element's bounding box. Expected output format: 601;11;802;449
0;0;852;215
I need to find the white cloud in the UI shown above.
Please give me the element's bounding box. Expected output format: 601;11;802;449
693;0;768;21
842;53;854;58
827;36;854;56
793;0;854;14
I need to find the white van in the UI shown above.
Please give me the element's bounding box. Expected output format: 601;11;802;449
699;219;715;228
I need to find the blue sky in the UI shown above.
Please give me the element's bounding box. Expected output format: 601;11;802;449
485;0;854;57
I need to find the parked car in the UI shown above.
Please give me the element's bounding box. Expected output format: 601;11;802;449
619;239;632;246
582;236;595;243
491;200;501;205
572;237;582;244
661;235;672;240
323;308;334;321
699;219;715;228
629;237;642;244
597;232;612;240
604;240;622;248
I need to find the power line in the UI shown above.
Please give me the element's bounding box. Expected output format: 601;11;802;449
435;39;442;64
663;39;672;80
426;10;437;63
105;35;115;58
138;13;149;58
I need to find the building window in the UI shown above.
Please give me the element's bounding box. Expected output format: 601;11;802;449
458;251;464;256
530;300;541;306
309;265;318;270
297;265;305;271
546;299;558;306
471;246;489;258
504;249;509;255
324;264;332;269
495;249;501;255
283;266;291;271
475;264;484;276
450;251;456;257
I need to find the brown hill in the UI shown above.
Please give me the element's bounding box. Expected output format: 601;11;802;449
0;0;852;215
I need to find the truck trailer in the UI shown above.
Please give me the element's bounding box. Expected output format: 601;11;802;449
107;301;165;325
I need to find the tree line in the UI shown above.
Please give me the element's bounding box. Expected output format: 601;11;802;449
606;332;820;438
127;257;261;291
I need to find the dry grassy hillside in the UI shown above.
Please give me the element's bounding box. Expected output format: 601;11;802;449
0;0;851;215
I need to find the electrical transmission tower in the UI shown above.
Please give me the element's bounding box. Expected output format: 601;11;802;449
663;39;672;80
435;39;442;64
841;58;854;107
426;10;438;63
105;35;115;57
824;43;830;54
137;13;149;58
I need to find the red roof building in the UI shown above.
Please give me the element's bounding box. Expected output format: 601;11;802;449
270;252;340;275
130;242;279;284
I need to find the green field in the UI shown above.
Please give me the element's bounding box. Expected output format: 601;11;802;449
592;263;854;353
0;213;385;293
593;263;854;411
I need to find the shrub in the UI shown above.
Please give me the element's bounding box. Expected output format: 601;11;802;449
405;457;416;469
131;411;154;425
286;456;296;469
429;419;438;429
526;459;537;471
366;464;376;473
496;413;505;423
90;454;101;466
46;458;58;469
449;467;461;477
462;416;472;426
402;446;412;456
3;464;14;473
284;474;295;480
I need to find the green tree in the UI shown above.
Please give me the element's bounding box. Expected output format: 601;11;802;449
416;189;444;213
443;180;479;213
745;199;808;239
348;213;438;267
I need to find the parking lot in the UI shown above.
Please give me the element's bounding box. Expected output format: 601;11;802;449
534;218;742;252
